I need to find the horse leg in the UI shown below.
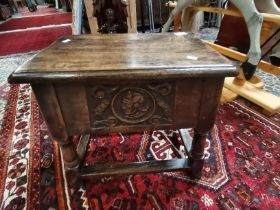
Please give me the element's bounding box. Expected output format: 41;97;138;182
162;0;193;32
254;0;280;14
230;0;263;80
255;0;280;66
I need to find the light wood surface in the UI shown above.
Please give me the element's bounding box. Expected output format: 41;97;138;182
203;40;280;75
127;0;137;33
84;0;98;34
166;2;280;23
221;87;238;104
191;6;280;23
224;77;280;115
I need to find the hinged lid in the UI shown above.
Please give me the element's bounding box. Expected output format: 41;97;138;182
9;33;237;83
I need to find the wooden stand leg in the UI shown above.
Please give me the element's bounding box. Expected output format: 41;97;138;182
173;12;182;32
190;129;208;179
57;138;81;188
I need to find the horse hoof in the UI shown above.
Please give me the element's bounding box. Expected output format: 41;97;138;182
269;55;280;67
242;62;257;80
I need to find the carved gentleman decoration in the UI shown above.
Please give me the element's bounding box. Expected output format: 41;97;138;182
92;0;128;33
87;83;174;128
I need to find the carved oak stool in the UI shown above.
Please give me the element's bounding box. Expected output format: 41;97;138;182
8;33;237;186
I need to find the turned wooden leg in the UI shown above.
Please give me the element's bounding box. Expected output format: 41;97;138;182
190;129;208;179
56;138;81;188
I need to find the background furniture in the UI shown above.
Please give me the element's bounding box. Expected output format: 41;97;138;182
0;4;12;20
0;0;14;20
14;0;26;8
83;0;137;34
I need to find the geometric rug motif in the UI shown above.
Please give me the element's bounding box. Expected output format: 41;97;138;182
154;127;229;190
79;102;280;210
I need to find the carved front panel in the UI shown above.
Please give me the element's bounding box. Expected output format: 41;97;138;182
87;83;175;129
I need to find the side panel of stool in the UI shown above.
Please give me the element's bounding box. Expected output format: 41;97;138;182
55;84;91;134
31;84;68;140
31;84;80;169
174;78;203;128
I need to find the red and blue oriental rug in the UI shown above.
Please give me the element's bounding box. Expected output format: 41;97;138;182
0;83;279;209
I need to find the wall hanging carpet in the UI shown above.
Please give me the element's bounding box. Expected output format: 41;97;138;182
0;82;279;210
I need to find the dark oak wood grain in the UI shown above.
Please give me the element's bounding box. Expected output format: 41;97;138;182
81;159;190;178
9;33;237;186
31;84;68;141
8;33;237;83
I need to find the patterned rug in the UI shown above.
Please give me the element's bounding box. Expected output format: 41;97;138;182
0;81;279;209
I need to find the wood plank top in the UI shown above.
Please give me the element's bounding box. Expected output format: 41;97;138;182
9;33;237;83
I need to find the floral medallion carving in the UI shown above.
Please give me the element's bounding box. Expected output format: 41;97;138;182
87;83;174;129
111;88;155;124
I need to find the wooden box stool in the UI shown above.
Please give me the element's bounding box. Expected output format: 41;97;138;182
8;33;237;186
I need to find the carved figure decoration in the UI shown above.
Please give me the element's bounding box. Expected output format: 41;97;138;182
92;0;128;33
112;88;155;124
121;90;150;119
88;83;174;128
163;0;280;80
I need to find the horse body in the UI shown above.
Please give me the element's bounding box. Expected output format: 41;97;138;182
163;0;280;80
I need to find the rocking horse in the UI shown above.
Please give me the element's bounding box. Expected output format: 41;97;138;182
163;0;280;80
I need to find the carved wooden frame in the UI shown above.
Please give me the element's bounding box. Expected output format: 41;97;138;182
84;0;137;34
